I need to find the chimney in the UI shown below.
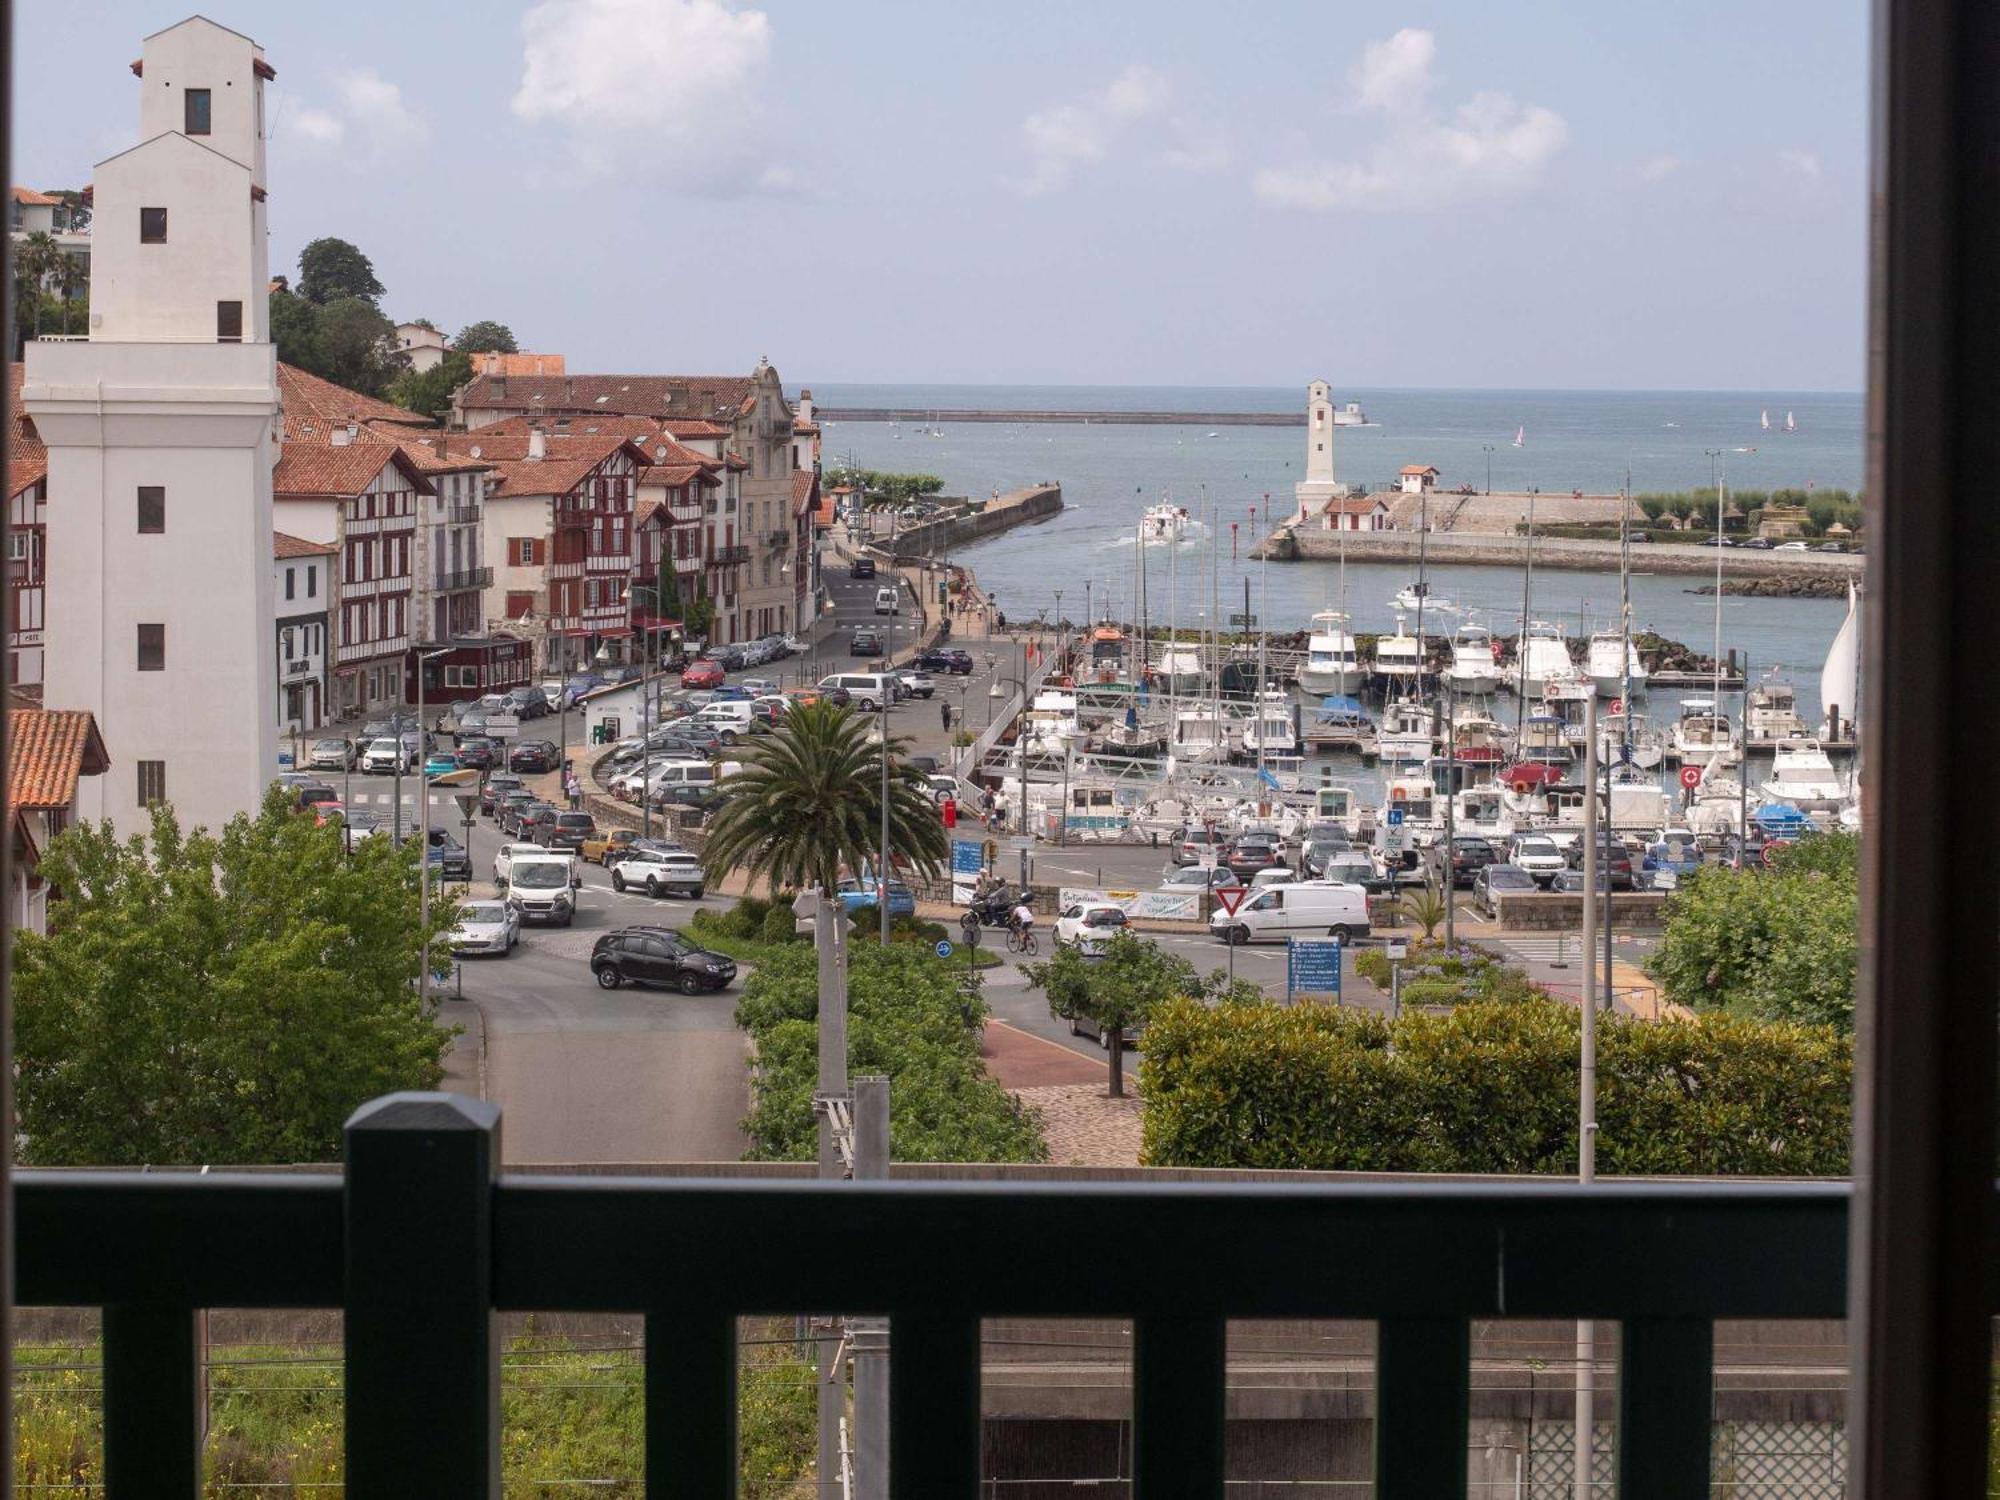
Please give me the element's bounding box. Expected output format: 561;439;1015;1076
436;434;448;458
797;389;814;423
331;423;356;448
528;427;547;461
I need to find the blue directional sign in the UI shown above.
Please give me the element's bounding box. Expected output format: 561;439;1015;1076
935;940;954;959
952;839;984;876
1286;938;1344;1000
1386;807;1405;828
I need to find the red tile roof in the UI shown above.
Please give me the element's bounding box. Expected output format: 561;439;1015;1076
277;364;433;437
478;413;667;441
274;441;434;498
792;468;818;518
456;373;761;425
1399;465;1439;477
274;531;335;559
8;363;47;498
375;429;494;474
11;187;60;206
661;419;731;440
639;462;710;488
9;709;109;810
1323;495;1388;515
479;437;651;499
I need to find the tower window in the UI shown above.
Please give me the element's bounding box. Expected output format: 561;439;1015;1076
140;207;167;244
185;88;212;135
137;761;166;808
217;301;243;342
137;486;165;533
137;623;165;672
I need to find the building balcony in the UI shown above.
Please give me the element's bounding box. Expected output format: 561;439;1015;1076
445;502;481;525
285;658;315;677
548;559;586;581
11;1090;1850;1494
434;566;493;592
766;529;794;548
712;544;752;566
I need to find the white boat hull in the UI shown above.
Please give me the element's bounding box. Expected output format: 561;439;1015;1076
1296;664;1368;696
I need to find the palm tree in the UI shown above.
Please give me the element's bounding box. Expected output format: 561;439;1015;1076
698;699;948;895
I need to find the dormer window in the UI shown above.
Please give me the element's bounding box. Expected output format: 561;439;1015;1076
185;88;212;135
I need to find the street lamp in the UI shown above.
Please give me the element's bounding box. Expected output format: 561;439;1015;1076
414;645;452;1013
1483;444;1495;495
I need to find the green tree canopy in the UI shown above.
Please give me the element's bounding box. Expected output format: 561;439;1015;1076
1647;832;1859;1030
1024;931;1200;1095
388;348;472;420
12;788;456;1165
297;236;385;306
316;296;406;397
269;287;327;372
823;466;947;509
455;320;519;354
698;700;948;895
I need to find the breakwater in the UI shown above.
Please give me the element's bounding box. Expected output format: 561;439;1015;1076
819;407;1303;427
1256;525;1864;582
868;483;1064;560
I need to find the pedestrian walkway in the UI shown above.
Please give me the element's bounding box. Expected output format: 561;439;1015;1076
981;1020;1102;1088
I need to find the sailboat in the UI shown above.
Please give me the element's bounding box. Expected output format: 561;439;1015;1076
1761;409;1771;432
1785;410;1797;433
1512;425;1525;448
1820;582;1860;737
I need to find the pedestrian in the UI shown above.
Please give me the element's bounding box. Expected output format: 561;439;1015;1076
941;700;953;733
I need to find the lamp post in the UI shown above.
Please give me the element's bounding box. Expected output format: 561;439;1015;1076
414;646;452;1013
878;690;893;947
1483;444;1495;495
624;585;683;842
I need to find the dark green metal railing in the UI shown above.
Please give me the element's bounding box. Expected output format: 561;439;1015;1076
13;1092;1850;1498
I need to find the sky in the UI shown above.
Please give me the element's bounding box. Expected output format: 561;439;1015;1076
10;1;1870;391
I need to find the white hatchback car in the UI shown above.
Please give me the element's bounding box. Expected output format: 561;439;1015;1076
1055;902;1131;956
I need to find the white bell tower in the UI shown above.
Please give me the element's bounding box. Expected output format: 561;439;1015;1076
1292;378;1345;524
24;16;279;837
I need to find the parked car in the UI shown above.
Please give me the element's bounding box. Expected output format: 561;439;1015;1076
1318;851;1392;894
850;556;877;579
361;737;411;775
1177;826;1226;865
456;710;490;738
307;736;356;771
505;687;550;720
1434;835;1500;888
1814;540;1848;553
450;900;520;957
1701;535;1735;547
509;739;559;773
710;644;750;672
583;827;642;866
834;876;916;917
496;793;541;835
610;844;706;898
565;674;608;703
1222;834;1287;880
850;628;886;656
294;781;339;812
1055;902;1130;956
481;774;525;815
1472;862;1538;913
738;676;781;698
422;750;461;779
1300;833;1352;879
680;658;726;690
915;647;974;675
591;927;737;993
1508;834;1569;886
540;680;573;712
897;670;937;699
516;804;560;845
1159;864;1241;894
1739;536;1775;550
453;738;498;771
542;811;597;852
1775;540;1811;551
1561;836;1636;890
425;830;473;883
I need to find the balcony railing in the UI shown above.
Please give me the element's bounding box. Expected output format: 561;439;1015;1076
766;529;794;548
712;544;752;566
445;501;481;524
14;1091;1849;1497
434;565;493;592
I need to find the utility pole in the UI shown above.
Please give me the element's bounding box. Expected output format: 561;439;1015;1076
878;696;893;946
1575;694;1599;1500
850;1076;890;1500
798;887;851;1499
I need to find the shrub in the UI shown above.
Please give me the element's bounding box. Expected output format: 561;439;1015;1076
1397;979;1466;1009
1141;996;1850;1175
1353;949;1392;986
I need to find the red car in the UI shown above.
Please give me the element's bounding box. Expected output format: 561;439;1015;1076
680;658;725;690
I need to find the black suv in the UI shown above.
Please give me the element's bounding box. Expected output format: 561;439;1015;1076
509;739;559;773
1435;835;1500;888
1560;837;1636;890
481;773;525;815
424;829;473;882
1222;835;1287;880
850;628;886;656
850;556;877;579
542;811;597;851
591;927;737;994
915;648;975;675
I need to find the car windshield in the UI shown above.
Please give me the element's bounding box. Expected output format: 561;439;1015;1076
460;903;507;925
1519;840;1557;856
512;863;567;889
368;739;397;753
557;815;592;829
1085;910;1125;927
313;739;345;751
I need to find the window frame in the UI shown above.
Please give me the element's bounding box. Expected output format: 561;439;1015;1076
139;206;167;244
135;623;165;672
136;486;165;535
184;87;211;136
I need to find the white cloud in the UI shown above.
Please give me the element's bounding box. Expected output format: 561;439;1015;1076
1017;63;1170;195
1638;152;1680;183
1777;148;1822;180
1253;29;1567;213
1355;28;1435;111
288;105;346;148
1161;135;1230;174
334;69;429;152
511;0;783;191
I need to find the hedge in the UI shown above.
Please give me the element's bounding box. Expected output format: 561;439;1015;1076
1140;997;1850;1175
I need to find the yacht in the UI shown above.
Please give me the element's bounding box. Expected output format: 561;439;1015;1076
1021;688;1079;757
1236;690;1300;759
1297;610;1368;695
1140;503;1191;544
1744;672;1811;748
1449;707;1512;769
1516;714;1574;767
1392;581;1456;615
1586;629;1649;698
1377;698;1436;765
1153;643;1206;696
1667;697;1742;768
1172;706;1229;763
1332;401;1369;426
1597;708;1666;771
1373;614;1429;691
1448;622;1503;695
1517;621;1575;698
1450;783;1516;842
1763;739;1846;812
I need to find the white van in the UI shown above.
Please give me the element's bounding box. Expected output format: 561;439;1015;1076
695;700;757;742
820;673;897;712
505;850;580;926
1209;880;1371;945
874;586;900;615
649;761;717;794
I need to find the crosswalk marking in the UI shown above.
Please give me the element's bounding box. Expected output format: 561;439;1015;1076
1491;934;1643;967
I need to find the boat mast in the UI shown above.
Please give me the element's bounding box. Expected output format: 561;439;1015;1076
1514;490;1537;743
1618;475;1633;742
1257;517;1269;779
1711;454;1725;709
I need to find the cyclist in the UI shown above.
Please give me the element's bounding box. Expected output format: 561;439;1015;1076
1011;899;1035;941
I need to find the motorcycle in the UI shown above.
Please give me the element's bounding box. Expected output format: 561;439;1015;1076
962;887;1019;929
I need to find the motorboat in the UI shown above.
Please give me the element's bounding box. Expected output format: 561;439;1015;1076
1449;707;1512;768
1744;672;1811;748
1086;626;1127;681
1393;581;1457;615
1450;783;1516;842
1597;708;1666;771
1684;761;1748;838
1153;643;1206;696
1140;503;1192;544
1236;690;1300;759
1377;698;1436;765
1448;622;1503;695
1332;401;1369;427
1586;629;1649;698
1021;688;1079;756
1312;780;1363;835
1668;697;1742;768
1306;695;1377;757
1373;614;1429;690
1297;609;1368;695
1763;739;1846;812
1516;713;1574;767
1517;621;1574;698
1172;706;1230;763
1097;707;1168;759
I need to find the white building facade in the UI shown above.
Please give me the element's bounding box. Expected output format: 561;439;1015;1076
1290;379;1347;525
24;16;279;836
274;534;331;740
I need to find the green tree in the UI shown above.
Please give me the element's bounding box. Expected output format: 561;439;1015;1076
1401;880;1447;939
387;348;472;420
269;287;328;373
317;295;406;397
13;788;455;1165
823;466;947;509
1024;931;1198;1097
455;319;519;354
1647;833;1859;1030
1636;496;1668;523
297;236;385;306
698;699;947;896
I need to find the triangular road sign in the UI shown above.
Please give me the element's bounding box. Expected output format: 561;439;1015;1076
1215;885;1249;916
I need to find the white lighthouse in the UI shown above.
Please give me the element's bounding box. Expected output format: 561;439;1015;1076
1291;379;1346;524
24;16;280;836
